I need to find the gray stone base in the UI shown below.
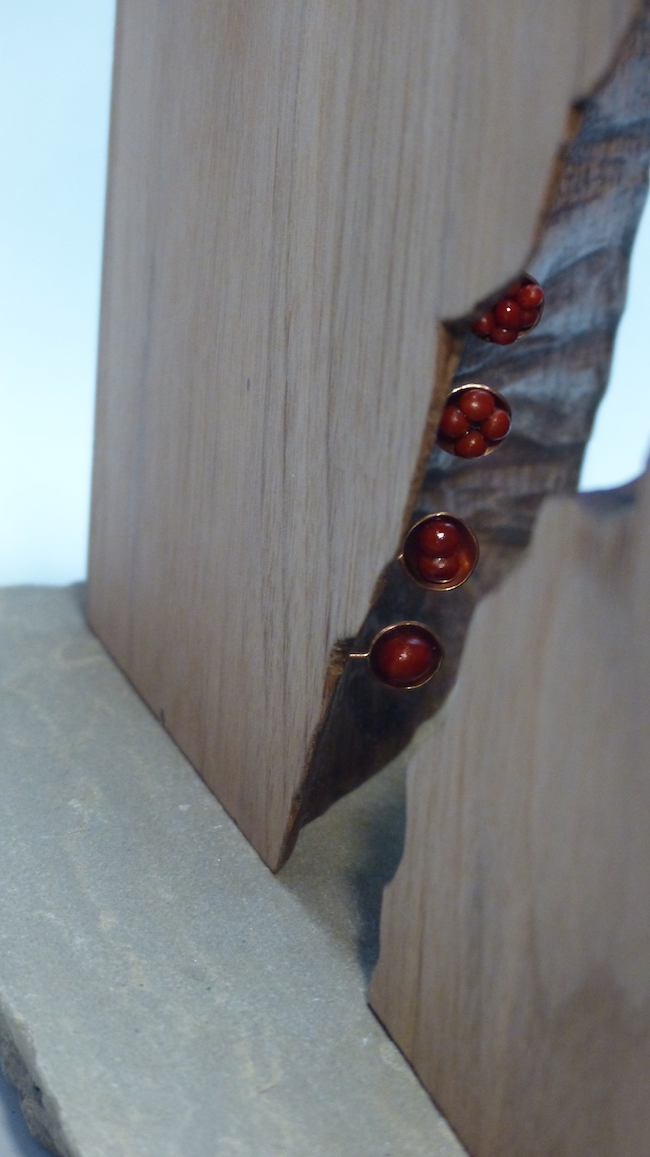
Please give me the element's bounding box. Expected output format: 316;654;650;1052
0;585;464;1157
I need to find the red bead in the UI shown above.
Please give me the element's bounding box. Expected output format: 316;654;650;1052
416;519;460;557
494;298;521;330
438;405;470;441
517;307;539;330
370;624;442;688
472;311;495;337
416;553;461;582
491;326;518;345
459;388;495;422
455;430;487;458
482;408;511;441
517;282;544;309
505;279;522;297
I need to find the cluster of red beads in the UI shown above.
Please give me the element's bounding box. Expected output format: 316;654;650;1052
365;277;547;688
437;387;510;459
471;275;544;345
369;623;443;689
404;515;478;590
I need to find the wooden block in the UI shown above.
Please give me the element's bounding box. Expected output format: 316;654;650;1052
88;0;638;868
370;469;650;1156
301;7;650;822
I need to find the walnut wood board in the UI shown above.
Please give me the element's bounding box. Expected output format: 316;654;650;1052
88;0;638;869
300;5;650;826
370;469;650;1157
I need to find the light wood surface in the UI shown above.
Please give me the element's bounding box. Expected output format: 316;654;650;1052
88;0;638;868
371;469;650;1156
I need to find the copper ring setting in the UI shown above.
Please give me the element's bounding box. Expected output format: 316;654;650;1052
354;272;542;690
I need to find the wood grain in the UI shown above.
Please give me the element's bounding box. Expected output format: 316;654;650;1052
300;5;650;830
371;468;650;1156
88;0;638;868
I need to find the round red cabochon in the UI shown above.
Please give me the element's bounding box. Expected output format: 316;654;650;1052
369;623;443;689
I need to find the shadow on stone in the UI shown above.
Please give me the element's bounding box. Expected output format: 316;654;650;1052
280;757;408;982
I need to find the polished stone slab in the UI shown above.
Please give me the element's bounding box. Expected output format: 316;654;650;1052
0;585;465;1157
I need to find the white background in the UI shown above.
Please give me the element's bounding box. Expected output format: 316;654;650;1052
580;188;650;490
1;8;115;1156
1;5;649;1156
0;1;114;587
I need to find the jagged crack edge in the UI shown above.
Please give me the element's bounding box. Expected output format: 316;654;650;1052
0;1002;78;1157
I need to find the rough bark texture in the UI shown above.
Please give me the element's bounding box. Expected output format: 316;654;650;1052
298;5;650;831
